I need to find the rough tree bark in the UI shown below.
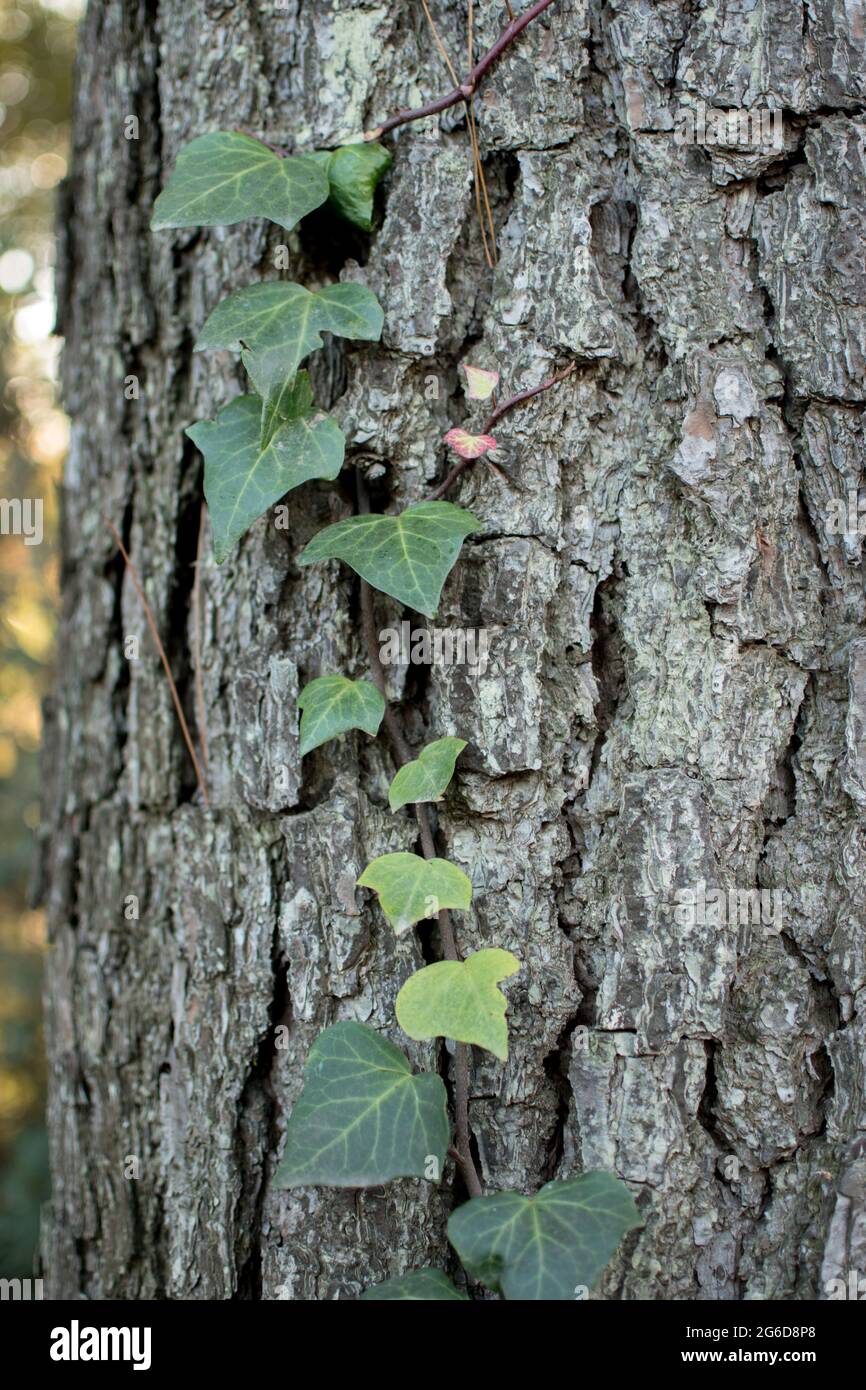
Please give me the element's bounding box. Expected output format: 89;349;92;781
39;0;866;1300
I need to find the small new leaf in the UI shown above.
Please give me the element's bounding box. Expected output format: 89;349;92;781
357;852;472;934
447;1173;641;1300
443;428;499;459
360;1269;468;1301
151;132;328;230
297;501;482;618
273;1022;449;1189
388;736;466;813
314;142;392;230
396;948;519;1061
186;385;344;561
461;364;499;400
297;676;385;756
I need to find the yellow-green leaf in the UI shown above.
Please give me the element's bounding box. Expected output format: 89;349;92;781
357;852;472;934
396;948;520;1061
389;737;466;813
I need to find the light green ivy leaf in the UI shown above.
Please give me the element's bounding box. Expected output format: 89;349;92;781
360;1269;468;1301
195;279;383;444
151;132;329;230
357;852;472;934
396;948;520;1061
312;142;393;231
447;1173;642;1300
273;1021;449;1189
297;675;385;756
389;736;467;813
186;383;344;561
297;501;482;619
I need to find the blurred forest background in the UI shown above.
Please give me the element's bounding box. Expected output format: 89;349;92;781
0;0;79;1277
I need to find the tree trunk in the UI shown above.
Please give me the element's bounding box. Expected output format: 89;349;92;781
40;0;866;1300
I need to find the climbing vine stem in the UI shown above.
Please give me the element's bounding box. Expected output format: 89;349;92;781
357;468;483;1200
149;20;642;1293
430;359;577;499
365;0;559;141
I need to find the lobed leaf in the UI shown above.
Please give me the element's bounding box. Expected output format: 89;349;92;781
297;675;385;756
388;736;467;813
396;948;520;1061
447;1173;641;1300
297;501;482;619
360;1269;468;1301
195;279;383;444
273;1021;449;1189
357;851;472;934
443;428;499;460
151;131;328;230
186;384;344;561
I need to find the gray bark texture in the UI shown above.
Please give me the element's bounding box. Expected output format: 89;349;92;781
39;0;866;1300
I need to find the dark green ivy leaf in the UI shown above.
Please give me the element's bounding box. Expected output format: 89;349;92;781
151;132;328;230
447;1172;641;1300
312;142;393;231
186;382;344;561
297;501;482;618
273;1022;449;1189
360;1269;468;1301
195;279;383;444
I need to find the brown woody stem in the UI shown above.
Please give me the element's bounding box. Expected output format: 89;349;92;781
355;470;482;1199
365;0;558;140
430;360;577;500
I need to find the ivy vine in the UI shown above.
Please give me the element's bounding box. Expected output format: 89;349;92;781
149;0;640;1301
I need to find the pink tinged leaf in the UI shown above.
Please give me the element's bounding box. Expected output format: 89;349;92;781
461;364;500;401
443;428;499;460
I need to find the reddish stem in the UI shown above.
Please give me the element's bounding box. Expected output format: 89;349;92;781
430;360;577;500
365;0;558;140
